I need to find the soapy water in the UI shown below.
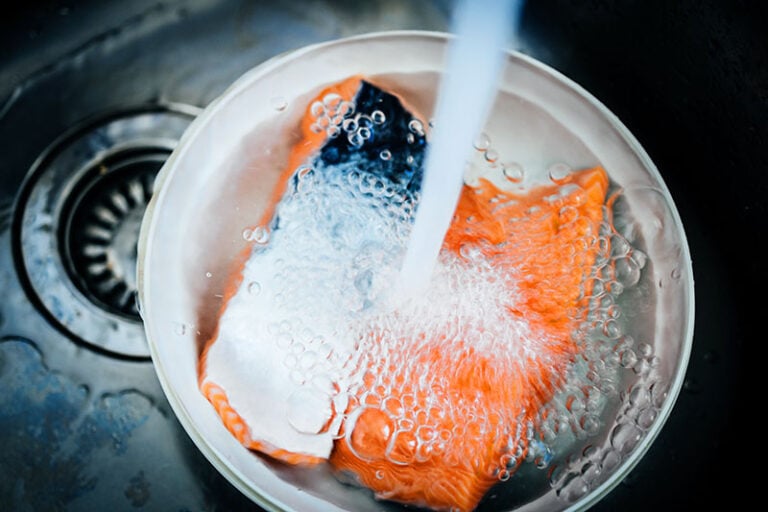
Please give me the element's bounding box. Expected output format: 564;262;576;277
202;88;663;508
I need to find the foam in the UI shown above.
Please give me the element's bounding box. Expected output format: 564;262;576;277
203;158;417;458
203;150;556;460
202;145;641;490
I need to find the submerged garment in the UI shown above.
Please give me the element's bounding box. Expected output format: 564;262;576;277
198;77;611;512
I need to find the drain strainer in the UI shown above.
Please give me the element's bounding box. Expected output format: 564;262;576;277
15;106;200;359
61;147;164;319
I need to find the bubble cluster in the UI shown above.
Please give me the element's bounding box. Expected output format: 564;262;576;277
467;132;531;190
223;125;662;508
334;254;545;474
309;93;357;139
310;100;397;152
521;212;666;504
545;360;669;504
348;113;381;148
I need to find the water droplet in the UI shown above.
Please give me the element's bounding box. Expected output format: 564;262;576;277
484;149;499;163
615;257;641;287
242;228;254;241
628;385;650;408
582;445;599;459
358;127;372;140
636;407;657;429
473;132;490;151
631;249;648;269
247;281;261;295
591;279;605;296
270;96;287;111
283;353;298;368
548;163;572;183
611;423;642;454
619;349;637;368
375;470;384;480
271;332;290;349
417;425;437;443
348;132;363;148
605;351;620;368
408;119;425;136
606;303;621;319
326;125;341;138
339;101;355;116
174;322;186;335
299;350;319;370
205;272;212;278
342;118;358;133
251;226;270;244
632;358;651;376
558;474;589;502
618;334;635;348
371;110;386;124
323;93;342;110
580;461;601;485
297;165;313;180
602;319;621;339
357;115;373;129
287;388;332;434
502;162;524;183
670;267;682;279
637;343;653;358
601;450;621;472
310;101;324;117
611;236;631;258
379;149;392;161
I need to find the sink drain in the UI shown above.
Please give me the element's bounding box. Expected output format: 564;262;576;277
14;106;200;359
61;147;165;319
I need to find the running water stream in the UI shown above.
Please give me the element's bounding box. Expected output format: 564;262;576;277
398;0;524;294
